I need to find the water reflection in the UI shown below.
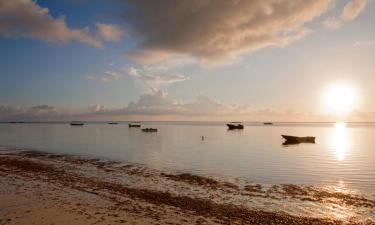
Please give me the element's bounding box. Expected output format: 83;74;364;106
330;122;351;161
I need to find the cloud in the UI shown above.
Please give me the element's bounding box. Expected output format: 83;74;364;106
323;0;367;30
95;23;123;42
2;94;375;122
126;65;189;90
0;94;310;121
0;104;64;121
341;0;367;21
183;95;229;115
87;104;105;112
87;91;250;117
120;0;333;63
354;40;375;47
86;70;123;82
322;16;343;30
0;0;122;47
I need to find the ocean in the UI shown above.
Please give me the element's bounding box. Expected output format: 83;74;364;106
1;121;374;192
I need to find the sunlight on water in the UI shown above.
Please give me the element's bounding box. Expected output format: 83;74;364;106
330;122;351;161
334;180;346;193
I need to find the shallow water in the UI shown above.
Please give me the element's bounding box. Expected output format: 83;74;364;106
0;122;374;192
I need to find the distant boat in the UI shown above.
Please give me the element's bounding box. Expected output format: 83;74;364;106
263;122;273;125
70;121;84;126
142;128;157;132
282;135;315;144
227;122;244;130
108;122;118;125
128;122;141;128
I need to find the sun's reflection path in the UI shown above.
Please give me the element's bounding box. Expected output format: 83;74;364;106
331;122;351;161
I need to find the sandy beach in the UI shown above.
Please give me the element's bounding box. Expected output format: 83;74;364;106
0;150;374;225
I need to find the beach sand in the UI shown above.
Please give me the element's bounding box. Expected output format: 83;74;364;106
1;150;374;225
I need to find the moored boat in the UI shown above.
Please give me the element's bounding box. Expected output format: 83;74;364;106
282;135;315;144
108;122;118;125
70;121;84;126
142;128;157;132
227;122;244;130
128;122;141;128
263;122;273;125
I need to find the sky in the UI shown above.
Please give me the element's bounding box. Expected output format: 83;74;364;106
0;0;375;122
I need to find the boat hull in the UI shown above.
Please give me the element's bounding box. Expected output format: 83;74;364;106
142;128;157;132
70;123;84;126
282;135;315;144
227;124;244;130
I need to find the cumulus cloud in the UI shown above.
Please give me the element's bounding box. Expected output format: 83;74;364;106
2;95;375;121
0;0;122;47
120;0;334;63
88;104;105;113
87;91;250;117
0;94;309;121
127;65;189;90
323;0;367;30
183;95;229;115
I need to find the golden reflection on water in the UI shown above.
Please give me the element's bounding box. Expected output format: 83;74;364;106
330;122;351;161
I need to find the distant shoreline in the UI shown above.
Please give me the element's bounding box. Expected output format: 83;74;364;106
2;121;375;124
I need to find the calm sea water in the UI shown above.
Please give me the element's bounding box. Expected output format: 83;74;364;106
0;122;374;192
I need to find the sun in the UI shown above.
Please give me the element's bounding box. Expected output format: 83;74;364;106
323;83;358;115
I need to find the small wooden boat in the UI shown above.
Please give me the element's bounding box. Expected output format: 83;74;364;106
108;122;118;125
227;122;244;130
282;135;315;144
142;128;157;132
70;121;84;126
263;122;273;125
128;122;141;128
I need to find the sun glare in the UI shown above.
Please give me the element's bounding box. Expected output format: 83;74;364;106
323;83;358;115
331;122;351;161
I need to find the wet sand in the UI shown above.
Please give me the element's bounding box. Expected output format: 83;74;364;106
0;150;374;225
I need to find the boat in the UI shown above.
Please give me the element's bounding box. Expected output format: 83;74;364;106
70;121;84;126
263;122;273;125
282;135;315;144
142;128;157;132
108;122;118;125
226;122;244;130
128;122;141;128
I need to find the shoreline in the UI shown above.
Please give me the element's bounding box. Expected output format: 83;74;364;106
1;150;374;225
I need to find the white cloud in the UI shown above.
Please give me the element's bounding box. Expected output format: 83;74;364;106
126;65;189;90
0;0;123;47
